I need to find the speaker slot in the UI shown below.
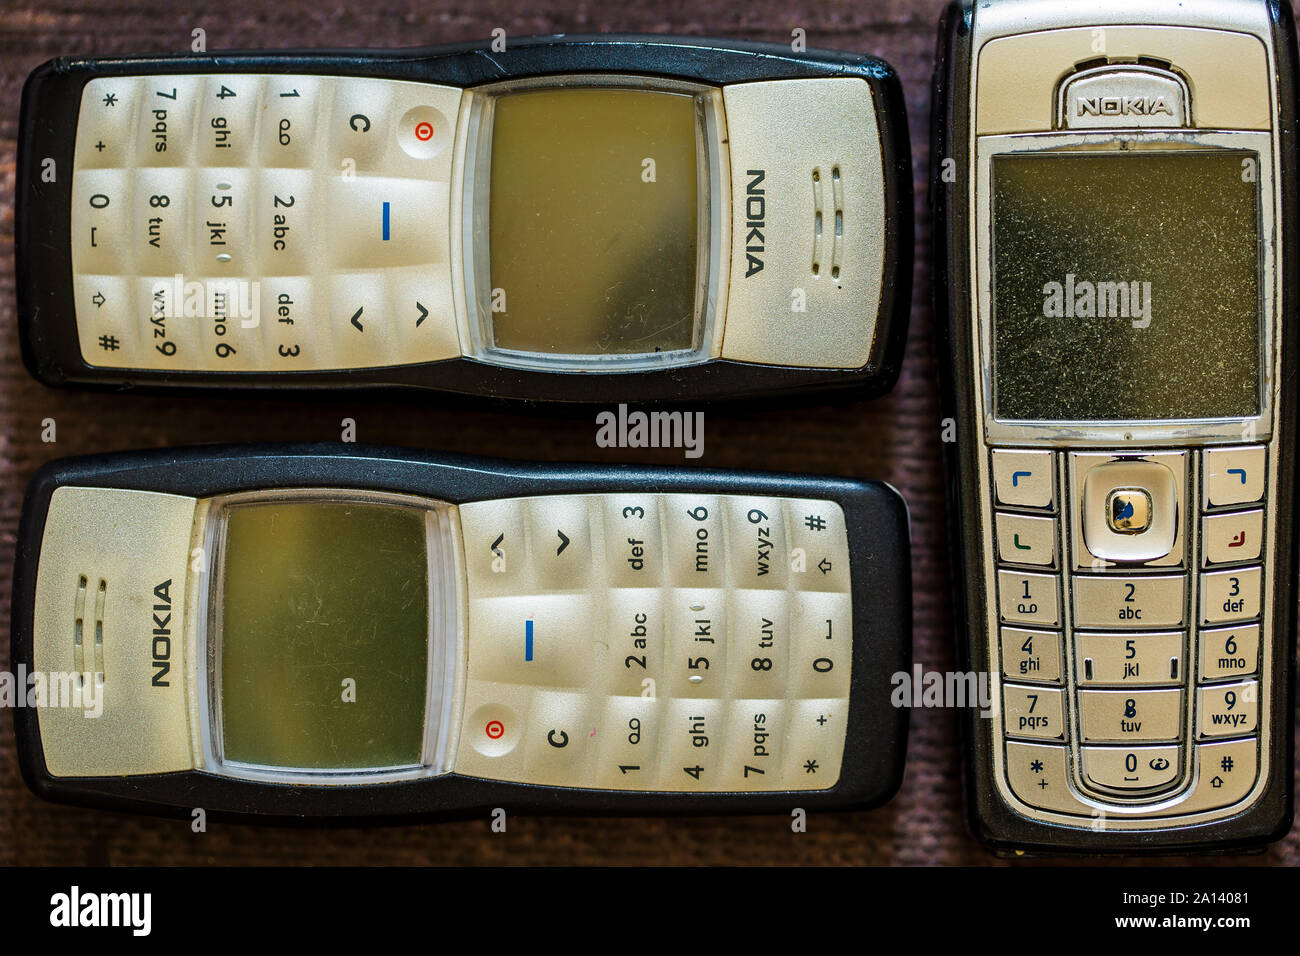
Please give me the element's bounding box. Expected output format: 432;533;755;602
811;168;824;275
71;575;106;686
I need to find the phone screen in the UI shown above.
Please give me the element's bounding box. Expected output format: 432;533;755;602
991;150;1261;422
487;87;702;357
218;500;430;771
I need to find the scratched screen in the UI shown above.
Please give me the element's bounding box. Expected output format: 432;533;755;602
488;87;701;356
219;500;429;770
991;150;1261;421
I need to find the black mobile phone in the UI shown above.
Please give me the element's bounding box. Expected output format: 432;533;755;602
10;444;910;822
15;34;912;405
932;0;1297;853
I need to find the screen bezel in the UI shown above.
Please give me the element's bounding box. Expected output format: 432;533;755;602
975;129;1277;445
197;488;461;786
457;74;729;372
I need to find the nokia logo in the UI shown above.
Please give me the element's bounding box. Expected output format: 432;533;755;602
1076;95;1174;118
744;169;765;277
151;579;172;687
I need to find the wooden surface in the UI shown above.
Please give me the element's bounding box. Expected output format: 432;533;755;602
0;0;1294;866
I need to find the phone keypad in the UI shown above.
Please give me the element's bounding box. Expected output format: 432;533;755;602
997;570;1061;628
452;494;853;792
1074;632;1184;686
1082;745;1181;791
999;627;1063;684
995;445;1267;818
70;75;464;371
1071;574;1186;629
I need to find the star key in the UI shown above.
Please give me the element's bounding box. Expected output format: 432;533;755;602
102;92;118;107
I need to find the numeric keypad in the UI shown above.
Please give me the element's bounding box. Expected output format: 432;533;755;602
453;493;854;792
71;75;464;371
995;445;1267;818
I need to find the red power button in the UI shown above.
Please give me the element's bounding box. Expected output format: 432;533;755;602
484;719;506;740
398;106;446;159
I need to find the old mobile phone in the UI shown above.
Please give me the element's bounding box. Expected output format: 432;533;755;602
11;445;909;822
15;35;912;404
932;0;1297;853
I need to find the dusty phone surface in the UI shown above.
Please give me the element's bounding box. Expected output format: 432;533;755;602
932;0;1297;852
15;35;912;404
10;445;910;822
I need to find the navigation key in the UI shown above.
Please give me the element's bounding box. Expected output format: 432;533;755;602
526;496;590;587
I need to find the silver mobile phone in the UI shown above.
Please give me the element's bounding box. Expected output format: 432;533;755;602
933;0;1297;853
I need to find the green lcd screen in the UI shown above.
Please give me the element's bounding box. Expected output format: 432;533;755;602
991;151;1261;421
488;87;701;356
218;500;429;771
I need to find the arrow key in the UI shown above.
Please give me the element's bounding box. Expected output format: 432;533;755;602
525;495;591;588
456;499;530;595
388;269;461;363
329;273;395;369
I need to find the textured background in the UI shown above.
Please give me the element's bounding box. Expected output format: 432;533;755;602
0;0;1294;866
